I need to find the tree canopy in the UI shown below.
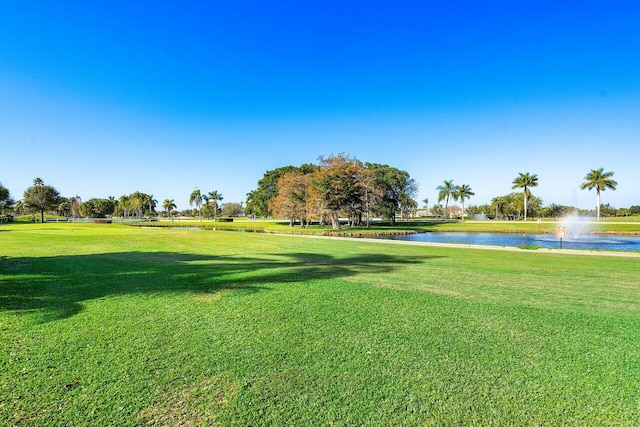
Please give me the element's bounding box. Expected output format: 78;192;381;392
0;182;14;212
249;154;418;229
580;168;617;221
79;198;116;218
512;172;539;221
23;178;61;223
115;192;156;219
245;164;316;218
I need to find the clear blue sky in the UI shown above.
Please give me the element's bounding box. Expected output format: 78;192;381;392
2;1;639;211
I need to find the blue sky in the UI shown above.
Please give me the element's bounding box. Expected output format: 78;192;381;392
1;1;639;211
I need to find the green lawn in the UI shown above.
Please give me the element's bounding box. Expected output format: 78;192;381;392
1;223;639;425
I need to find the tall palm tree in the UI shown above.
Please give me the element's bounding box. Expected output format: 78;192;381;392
207;190;223;222
163;199;177;220
189;188;203;222
511;172;538;221
453;184;474;221
580;168;617;221
436;180;454;219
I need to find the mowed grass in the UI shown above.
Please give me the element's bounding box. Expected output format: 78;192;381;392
1;224;639;425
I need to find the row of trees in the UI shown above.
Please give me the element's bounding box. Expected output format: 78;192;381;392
431;168;618;221
509;168;618;221
0;166;626;225
245;154;417;229
0;177;238;222
435;180;475;220
0;178;161;221
188;188;224;222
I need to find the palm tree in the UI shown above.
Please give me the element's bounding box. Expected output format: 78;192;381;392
580;168;617;221
491;196;507;220
163;199;177;220
207;190;223;222
189;188;203;221
511;172;538;221
436;180;454;219
453;184;474;221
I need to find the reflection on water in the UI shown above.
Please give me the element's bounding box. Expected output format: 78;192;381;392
393;232;640;252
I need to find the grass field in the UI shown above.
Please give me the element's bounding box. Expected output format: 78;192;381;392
1;223;639;425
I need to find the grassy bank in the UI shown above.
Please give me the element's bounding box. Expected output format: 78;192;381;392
132;217;640;236
1;223;639;424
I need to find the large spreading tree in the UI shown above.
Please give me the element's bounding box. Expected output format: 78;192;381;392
23;178;60;223
580;168;617;221
250;154;417;229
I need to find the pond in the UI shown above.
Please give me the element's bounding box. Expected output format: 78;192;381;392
392;232;640;252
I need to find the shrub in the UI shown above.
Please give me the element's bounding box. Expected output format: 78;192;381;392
93;219;113;224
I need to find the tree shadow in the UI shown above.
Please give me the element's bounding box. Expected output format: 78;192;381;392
0;251;442;322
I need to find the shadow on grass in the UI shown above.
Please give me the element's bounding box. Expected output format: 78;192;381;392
0;251;441;322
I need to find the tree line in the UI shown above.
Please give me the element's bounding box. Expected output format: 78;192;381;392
0;160;633;225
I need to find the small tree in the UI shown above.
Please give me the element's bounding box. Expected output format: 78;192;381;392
189;188;203;221
23;178;60;223
207;190;223;222
220;202;243;218
163;199;177;219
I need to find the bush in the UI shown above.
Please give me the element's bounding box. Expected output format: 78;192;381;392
217;217;233;222
93;219;113;224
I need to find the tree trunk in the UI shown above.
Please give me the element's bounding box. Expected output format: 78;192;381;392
331;211;340;230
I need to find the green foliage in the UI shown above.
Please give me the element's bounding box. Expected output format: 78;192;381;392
0;182;14;212
245;165;315;218
79;198;116;218
116;192;156;219
436;179;455;218
491;192;543;220
1;225;639;424
22;178;60;223
511;172;539;221
367;163;417;225
580;168;617;220
220;202;243;217
162;199;177;218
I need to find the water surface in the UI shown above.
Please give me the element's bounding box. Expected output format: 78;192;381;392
392;232;640;252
